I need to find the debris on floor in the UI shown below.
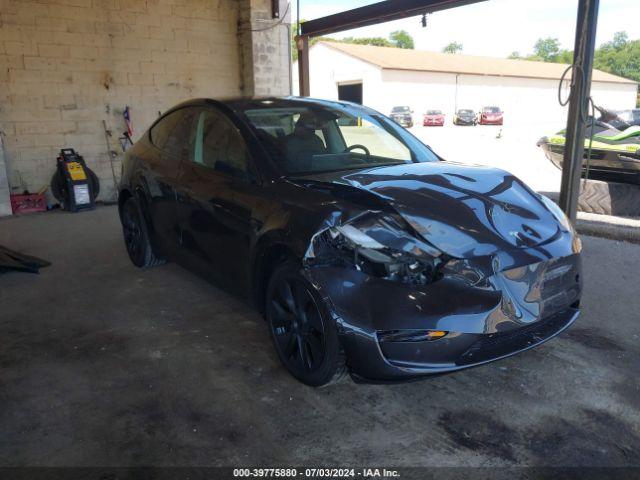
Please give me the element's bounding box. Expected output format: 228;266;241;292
0;245;50;274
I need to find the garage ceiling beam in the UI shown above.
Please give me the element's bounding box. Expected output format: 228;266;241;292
300;0;488;38
297;0;488;95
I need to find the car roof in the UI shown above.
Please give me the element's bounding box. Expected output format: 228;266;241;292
161;96;382;117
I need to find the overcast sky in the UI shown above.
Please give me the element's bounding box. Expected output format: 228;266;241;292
292;0;640;58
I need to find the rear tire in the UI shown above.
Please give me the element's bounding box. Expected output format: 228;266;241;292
265;261;346;387
120;197;165;268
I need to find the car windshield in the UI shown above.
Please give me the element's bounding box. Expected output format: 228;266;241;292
240;103;439;175
459;109;474;115
426;110;442;115
483;107;500;113
392;106;410;113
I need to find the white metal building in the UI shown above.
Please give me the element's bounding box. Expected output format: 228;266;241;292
294;42;638;126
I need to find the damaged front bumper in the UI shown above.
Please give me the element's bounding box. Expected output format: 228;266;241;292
305;249;582;382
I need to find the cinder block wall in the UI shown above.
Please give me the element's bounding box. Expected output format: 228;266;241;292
0;0;291;209
239;0;292;97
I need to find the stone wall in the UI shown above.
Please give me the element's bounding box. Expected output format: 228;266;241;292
239;0;291;97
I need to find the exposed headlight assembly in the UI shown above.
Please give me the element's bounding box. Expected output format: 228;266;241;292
306;213;447;285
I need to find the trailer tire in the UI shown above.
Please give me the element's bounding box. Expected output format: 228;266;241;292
578;179;640;217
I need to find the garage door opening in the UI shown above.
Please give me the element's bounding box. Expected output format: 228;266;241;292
338;83;363;104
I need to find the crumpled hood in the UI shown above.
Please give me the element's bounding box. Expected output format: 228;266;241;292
304;162;562;258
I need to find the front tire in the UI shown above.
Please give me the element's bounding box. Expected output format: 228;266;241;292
266;262;345;386
120;197;165;268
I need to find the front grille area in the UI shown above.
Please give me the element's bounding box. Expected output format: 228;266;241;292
500;254;581;322
538;255;581;320
456;308;576;366
455;254;581;366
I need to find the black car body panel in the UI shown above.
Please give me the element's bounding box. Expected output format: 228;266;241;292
307;162;563;257
119;97;582;383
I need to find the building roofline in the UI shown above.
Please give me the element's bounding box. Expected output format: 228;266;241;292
315;41;638;86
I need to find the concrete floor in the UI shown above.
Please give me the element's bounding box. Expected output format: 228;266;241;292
1;205;639;467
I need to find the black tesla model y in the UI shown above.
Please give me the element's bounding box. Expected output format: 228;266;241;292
119;97;582;386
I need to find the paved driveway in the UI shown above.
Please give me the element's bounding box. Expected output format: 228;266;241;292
412;123;562;194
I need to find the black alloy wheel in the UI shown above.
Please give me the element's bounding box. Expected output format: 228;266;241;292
266;262;345;386
121;197;164;268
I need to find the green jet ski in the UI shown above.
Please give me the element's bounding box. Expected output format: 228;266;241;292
537;120;640;185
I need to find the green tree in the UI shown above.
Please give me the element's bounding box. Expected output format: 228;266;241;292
341;36;393;47
507;32;640;106
390;30;415;49
442;42;463;54
594;35;640;83
611;31;629;50
533;37;561;62
557;49;573;63
291;27;416;59
594;32;639;106
507;38;570;63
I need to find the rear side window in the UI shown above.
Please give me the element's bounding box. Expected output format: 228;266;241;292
150;109;196;157
150;110;180;149
164;109;196;159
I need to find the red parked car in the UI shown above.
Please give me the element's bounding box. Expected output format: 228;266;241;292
423;110;445;126
479;106;504;125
